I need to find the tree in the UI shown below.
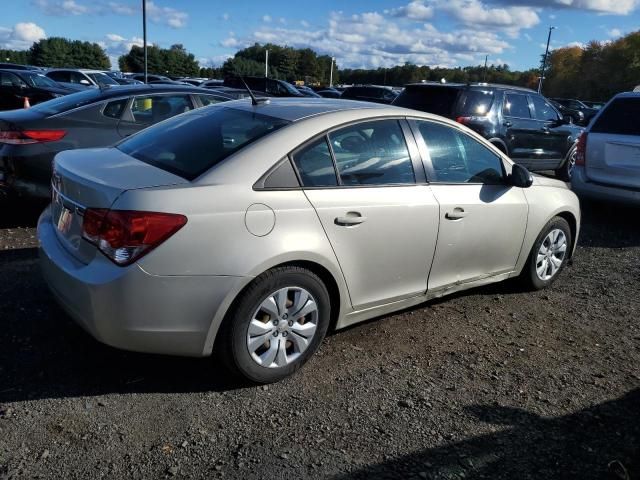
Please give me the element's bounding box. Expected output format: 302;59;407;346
118;43;199;76
0;49;30;65
29;37;109;69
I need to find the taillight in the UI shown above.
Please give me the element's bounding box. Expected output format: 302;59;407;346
0;130;66;145
456;116;471;125
82;209;187;266
575;132;587;166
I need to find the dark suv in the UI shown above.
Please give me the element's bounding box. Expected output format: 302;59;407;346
341;85;398;104
393;83;583;180
550;98;598;126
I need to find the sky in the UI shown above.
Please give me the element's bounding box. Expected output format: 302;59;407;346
1;0;638;71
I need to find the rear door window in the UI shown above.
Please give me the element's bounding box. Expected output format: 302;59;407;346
591;98;640;136
117;107;290;180
457;89;494;116
130;94;194;125
47;71;71;83
197;94;227;106
503;93;532;118
531;95;560;122
291;137;338;187
393;86;460;117
103;99;128;119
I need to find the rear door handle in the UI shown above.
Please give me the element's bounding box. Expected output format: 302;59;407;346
335;212;367;226
445;207;467;220
541;126;550;133
503;121;512;127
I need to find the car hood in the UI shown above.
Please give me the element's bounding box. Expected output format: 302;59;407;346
37;85;73;95
531;174;569;189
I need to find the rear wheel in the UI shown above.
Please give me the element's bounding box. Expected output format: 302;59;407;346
521;217;572;290
555;147;576;182
218;266;331;384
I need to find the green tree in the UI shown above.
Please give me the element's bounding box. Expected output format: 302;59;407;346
118;44;199;76
29;37;109;69
0;49;30;65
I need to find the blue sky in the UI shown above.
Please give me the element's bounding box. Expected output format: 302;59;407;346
1;0;638;70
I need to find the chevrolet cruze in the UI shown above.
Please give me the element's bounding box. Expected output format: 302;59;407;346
38;98;580;383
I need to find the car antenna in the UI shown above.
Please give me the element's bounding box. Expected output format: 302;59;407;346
239;76;269;106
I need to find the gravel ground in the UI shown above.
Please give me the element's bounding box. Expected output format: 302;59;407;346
0;198;638;480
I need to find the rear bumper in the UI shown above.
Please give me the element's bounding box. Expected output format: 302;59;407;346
38;207;244;357
571;166;640;206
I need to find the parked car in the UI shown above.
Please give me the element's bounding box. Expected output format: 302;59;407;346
341;85;398;104
103;71;143;85
177;78;205;86
149;79;192;86
201;79;224;88
295;85;322;98
45;69;120;90
224;76;304;97
38;98;580;383
204;87;272;100
550;98;598;126
316;88;342;99
393;83;583;180
0;85;232;198
581;100;605;110
0;63;40;71
129;73;173;83
0;69;71;110
571;92;640;205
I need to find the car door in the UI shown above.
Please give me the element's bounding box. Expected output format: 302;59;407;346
117;93;194;137
502;92;541;165
291;118;440;309
0;72;24;110
410;119;528;291
530;94;570;163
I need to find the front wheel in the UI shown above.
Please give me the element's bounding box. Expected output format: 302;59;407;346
521;217;572;290
555;147;576;181
218;266;331;384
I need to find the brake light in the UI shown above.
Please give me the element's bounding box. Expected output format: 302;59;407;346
0;130;66;145
575;132;587;166
82;209;187;266
456;116;471;125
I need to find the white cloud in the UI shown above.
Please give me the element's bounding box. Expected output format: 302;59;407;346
387;0;435;20
146;1;188;28
301;20;310;27
0;22;46;49
495;0;638;15
279;17;287;24
440;0;540;37
101;32;144;68
221;13;230;21
107;1;135;15
33;0;90;15
608;28;622;37
563;41;586;48
262;14;272;22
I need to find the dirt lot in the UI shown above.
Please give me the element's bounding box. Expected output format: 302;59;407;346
0;197;638;480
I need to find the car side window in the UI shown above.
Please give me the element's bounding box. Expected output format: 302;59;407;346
417;121;504;184
47;71;70;83
0;72;25;87
103;99;128;119
328;120;415;186
69;71;87;84
291;137;338;187
197;94;226;106
503;93;531;118
130;95;194;125
531;95;559;122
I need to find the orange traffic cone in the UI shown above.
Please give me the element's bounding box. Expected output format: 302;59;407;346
23;97;31;109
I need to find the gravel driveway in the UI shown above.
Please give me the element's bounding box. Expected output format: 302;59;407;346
0;198;638;480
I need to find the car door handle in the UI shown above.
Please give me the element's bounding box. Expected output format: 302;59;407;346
335;212;367;226
445;207;467;220
541;126;550;133
503;121;512;127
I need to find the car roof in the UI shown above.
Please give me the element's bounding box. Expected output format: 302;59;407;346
224;97;427;122
79;84;233;101
0;68;43;75
615;92;640;98
404;82;535;93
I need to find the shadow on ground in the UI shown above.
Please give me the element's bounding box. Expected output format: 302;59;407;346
335;389;640;480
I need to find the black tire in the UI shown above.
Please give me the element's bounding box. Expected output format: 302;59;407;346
521;216;572;290
217;266;331;384
555;147;576;182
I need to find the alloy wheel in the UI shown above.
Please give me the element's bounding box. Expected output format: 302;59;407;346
246;287;319;368
536;229;567;281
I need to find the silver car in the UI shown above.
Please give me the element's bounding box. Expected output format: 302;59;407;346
571;92;640;205
38;98;581;383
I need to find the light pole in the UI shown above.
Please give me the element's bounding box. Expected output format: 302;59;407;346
265;49;269;78
538;26;555;94
142;0;148;83
329;56;335;87
483;54;488;83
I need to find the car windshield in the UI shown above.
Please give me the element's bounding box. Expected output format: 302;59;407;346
19;72;59;88
280;81;304;96
87;72;119;87
117;106;290;180
30;89;103;115
393;85;461;117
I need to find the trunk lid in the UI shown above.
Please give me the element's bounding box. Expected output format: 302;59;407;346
51;147;188;264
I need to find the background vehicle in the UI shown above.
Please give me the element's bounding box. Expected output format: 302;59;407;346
581;100;605;110
129;73;176;84
550;98;598;126
38;98;579;384
571;92;640;205
103;71;143;85
224;76;304;97
0;85;231;198
45;69;119;89
0;69;71;110
295;85;322;97
201;79;224;88
206;87;272;100
341;85;398;104
393;83;583;180
0;63;40;71
316;88;342;98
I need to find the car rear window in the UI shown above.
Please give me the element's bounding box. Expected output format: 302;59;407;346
591;98;640;136
117;106;290;180
456;89;494;116
393;86;461;117
30;89;103;115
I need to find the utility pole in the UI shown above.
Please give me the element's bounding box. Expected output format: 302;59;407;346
265;50;269;77
483;55;488;82
538;26;556;94
329;56;335;87
142;0;147;83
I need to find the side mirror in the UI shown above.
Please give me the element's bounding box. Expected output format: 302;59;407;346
562;114;573;124
509;163;533;188
79;79;91;86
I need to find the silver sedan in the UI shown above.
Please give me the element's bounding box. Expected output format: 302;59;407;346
38;98;580;383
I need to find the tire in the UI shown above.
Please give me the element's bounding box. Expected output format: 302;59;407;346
555;147;576;182
217;266;331;384
521;216;572;290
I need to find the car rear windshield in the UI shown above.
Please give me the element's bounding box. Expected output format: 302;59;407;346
456;89;494;116
393;85;461;117
591;98;640;136
117;106;290;180
30;89;103;115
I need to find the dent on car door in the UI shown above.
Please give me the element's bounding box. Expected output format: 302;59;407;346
410;119;528;291
292;118;440;310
